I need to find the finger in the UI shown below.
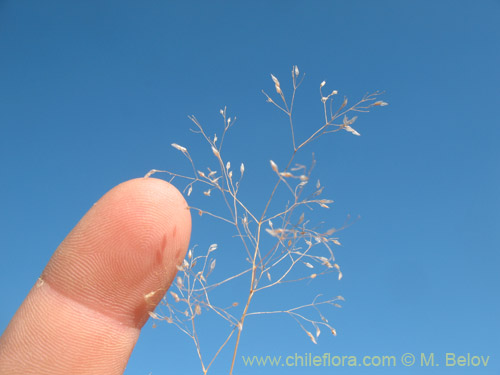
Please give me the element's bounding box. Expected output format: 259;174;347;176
0;178;191;375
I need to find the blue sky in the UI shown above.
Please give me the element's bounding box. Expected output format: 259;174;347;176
1;1;499;374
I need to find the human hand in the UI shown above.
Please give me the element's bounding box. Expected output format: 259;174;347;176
0;178;191;374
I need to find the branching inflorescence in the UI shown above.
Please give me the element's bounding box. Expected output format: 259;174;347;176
145;66;387;374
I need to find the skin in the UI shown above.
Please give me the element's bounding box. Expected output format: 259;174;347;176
0;178;191;374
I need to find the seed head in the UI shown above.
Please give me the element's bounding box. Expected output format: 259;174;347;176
148;311;160;319
171;143;187;153
270;160;279;173
170;291;180;302
212;146;220;158
176;277;183;288
344;125;360;136
306;331;317;344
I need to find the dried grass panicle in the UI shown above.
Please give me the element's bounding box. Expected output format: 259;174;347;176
147;66;387;375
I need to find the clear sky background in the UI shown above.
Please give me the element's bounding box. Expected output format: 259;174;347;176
1;1;499;374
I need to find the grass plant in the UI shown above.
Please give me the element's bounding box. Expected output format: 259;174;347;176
146;66;387;374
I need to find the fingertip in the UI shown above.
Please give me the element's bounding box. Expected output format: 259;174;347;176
0;178;192;374
43;177;191;328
